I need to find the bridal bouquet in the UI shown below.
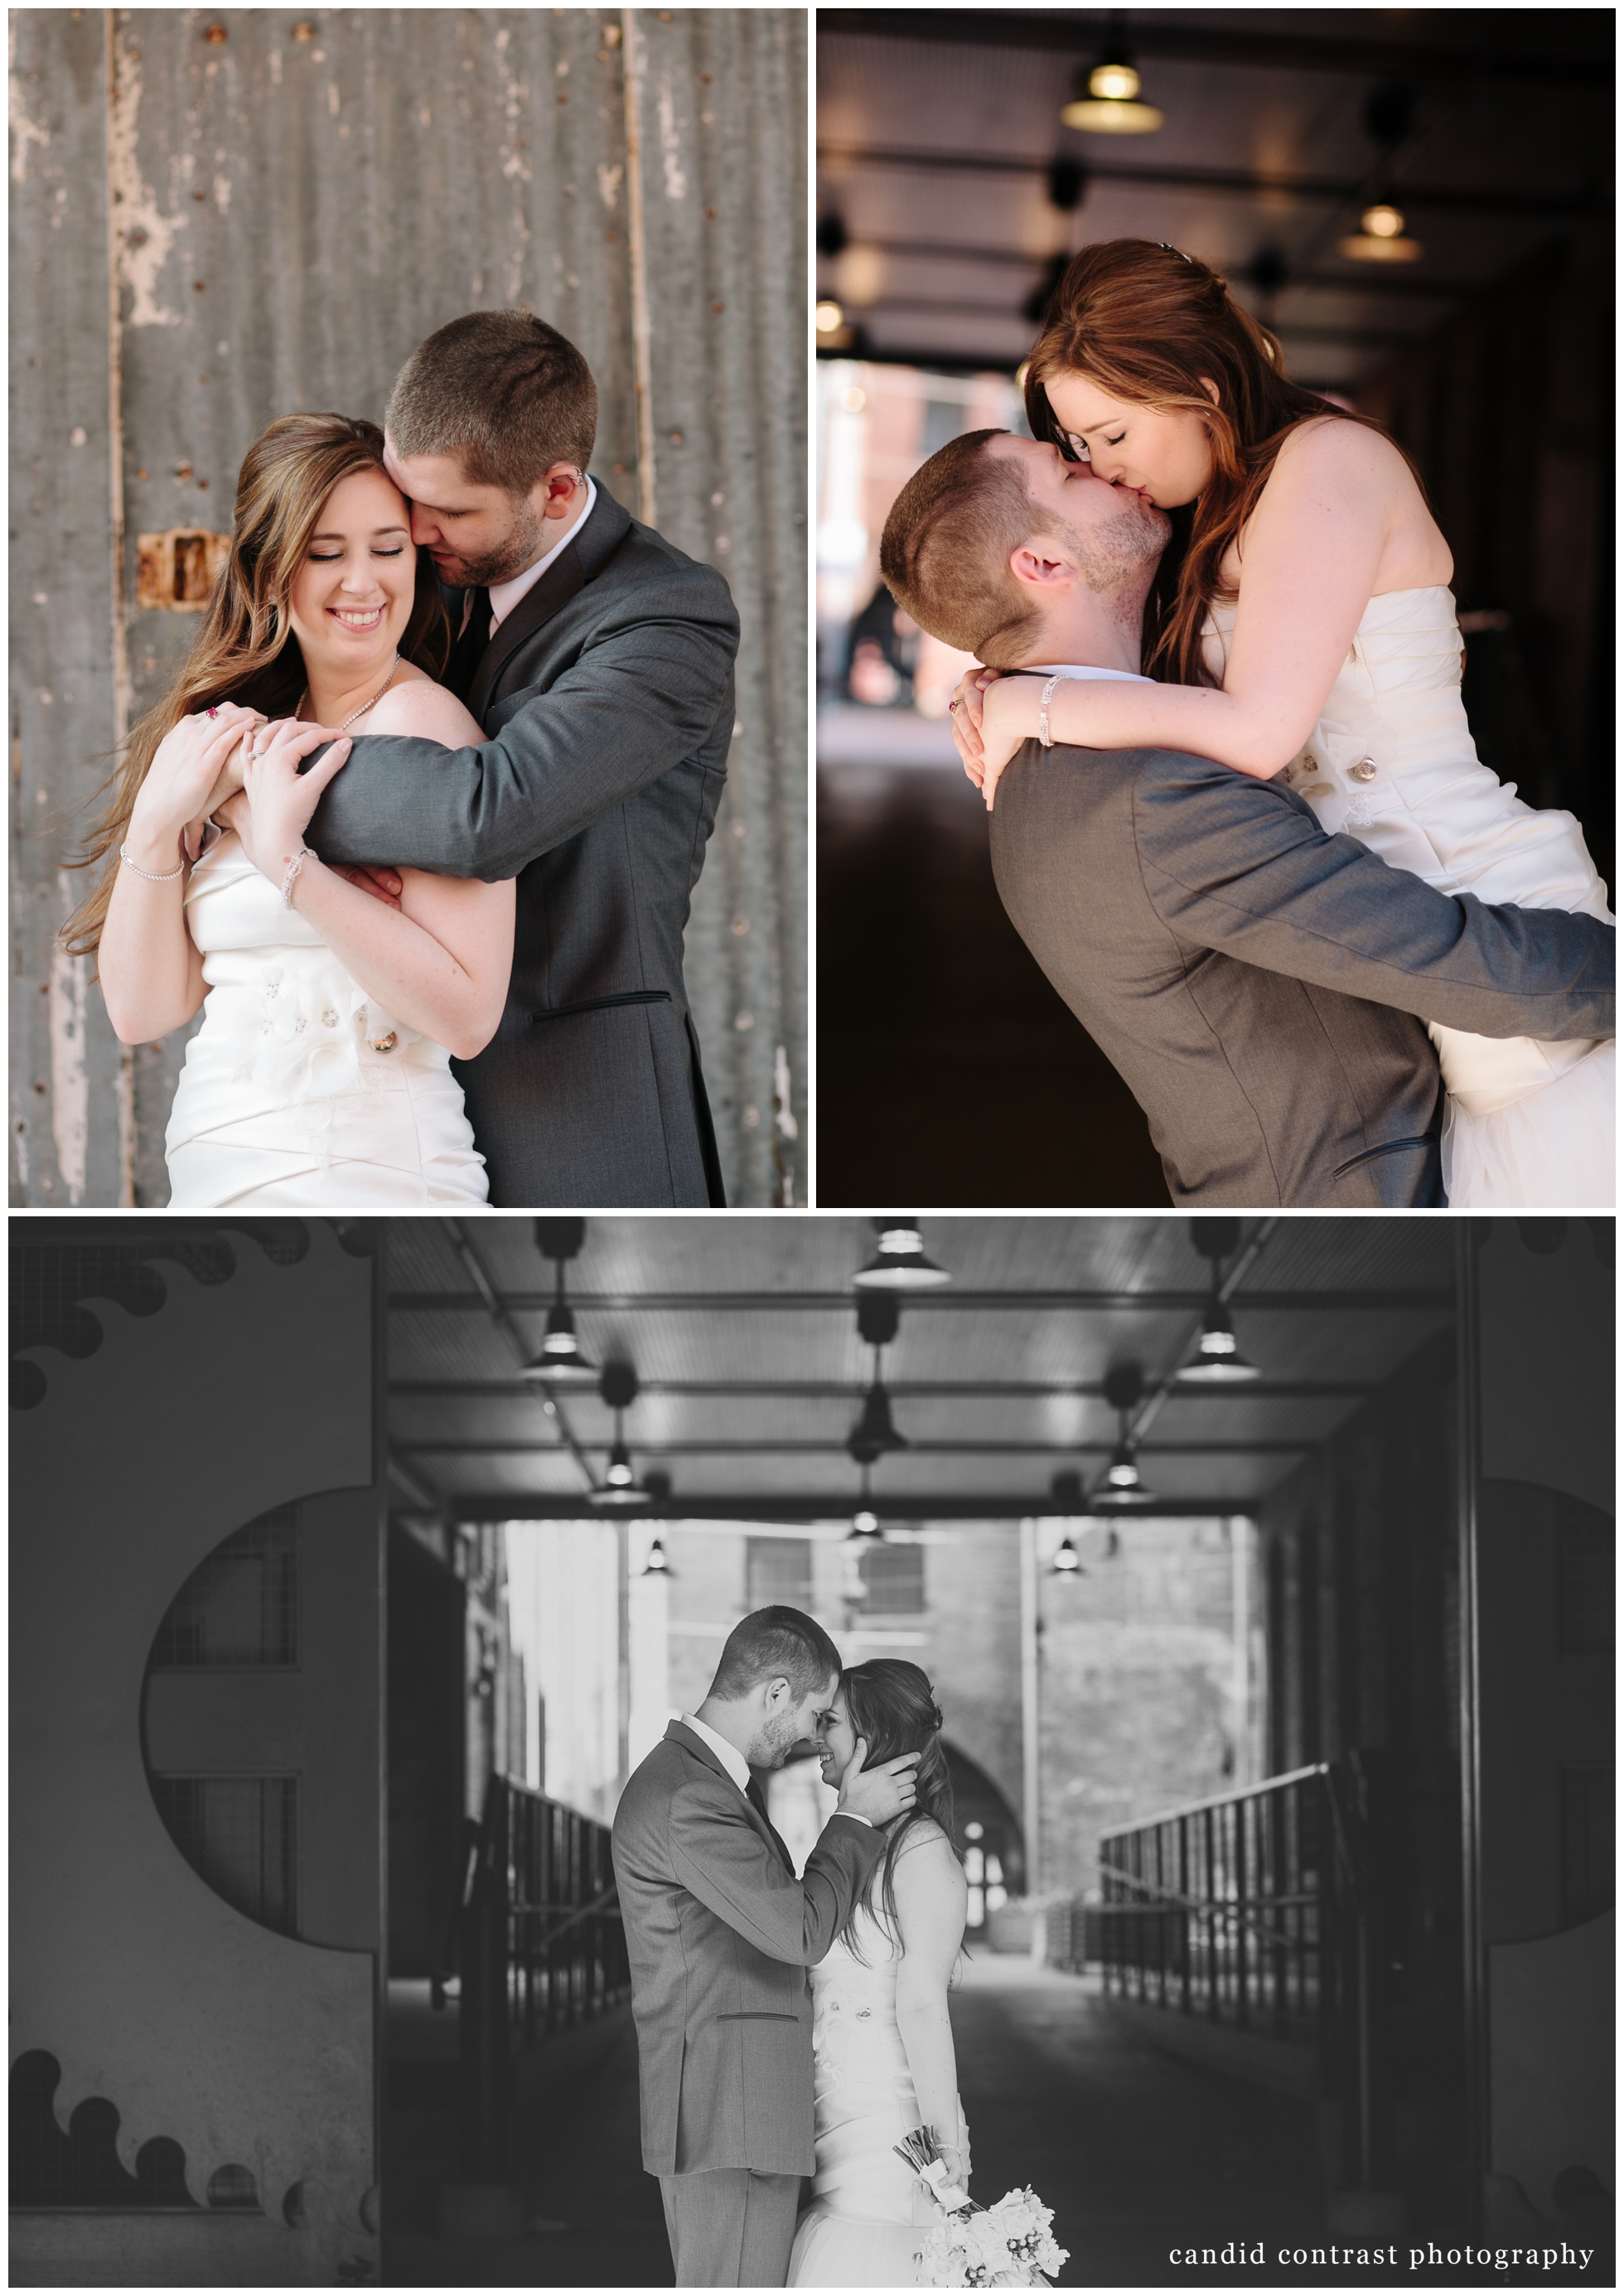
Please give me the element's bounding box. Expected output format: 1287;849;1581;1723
894;2126;1069;2289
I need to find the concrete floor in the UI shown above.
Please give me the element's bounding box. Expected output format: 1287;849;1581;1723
383;1959;1609;2288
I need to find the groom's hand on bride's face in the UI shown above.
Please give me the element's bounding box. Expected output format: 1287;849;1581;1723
836;1738;921;1828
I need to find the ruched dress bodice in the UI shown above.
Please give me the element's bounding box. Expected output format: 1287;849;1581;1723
787;1904;969;2288
1202;586;1614;1204
164;833;487;1206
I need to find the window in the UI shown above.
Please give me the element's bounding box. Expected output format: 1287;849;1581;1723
148;1776;298;1936
150;1506;297;1667
747;1535;814;1613
858;1542;925;1616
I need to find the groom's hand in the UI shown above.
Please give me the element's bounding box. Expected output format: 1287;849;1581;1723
836;1738;920;1828
328;862;405;911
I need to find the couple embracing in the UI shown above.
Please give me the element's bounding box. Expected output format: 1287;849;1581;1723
887;240;1615;1209
612;1607;969;2289
69;309;734;1208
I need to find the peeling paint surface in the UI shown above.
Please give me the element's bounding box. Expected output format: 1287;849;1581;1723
11;8;805;1206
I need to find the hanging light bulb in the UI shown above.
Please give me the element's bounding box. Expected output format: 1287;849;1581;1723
853;1218;953;1290
1180;1223;1262;1383
1339;203;1422;263
1095;1414;1156;1508
1051;1535;1082;1575
848;1510;885;1544
523;1221;600;1386
640;1535;673;1577
607;1437;635;1489
1060;47;1163;134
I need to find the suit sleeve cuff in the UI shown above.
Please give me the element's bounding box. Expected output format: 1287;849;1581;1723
834;1810;873;1828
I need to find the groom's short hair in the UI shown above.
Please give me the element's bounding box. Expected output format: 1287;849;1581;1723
880;428;1049;667
708;1607;842;1702
387;309;597;495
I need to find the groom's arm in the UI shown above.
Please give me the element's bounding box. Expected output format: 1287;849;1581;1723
1131;750;1615;1040
665;1773;885;1966
304;567;738;881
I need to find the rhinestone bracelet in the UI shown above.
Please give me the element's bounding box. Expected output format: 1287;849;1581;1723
1037;674;1061;750
281;848;314;908
119;840;186;882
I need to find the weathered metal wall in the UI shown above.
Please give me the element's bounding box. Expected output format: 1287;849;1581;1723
9;7;806;1206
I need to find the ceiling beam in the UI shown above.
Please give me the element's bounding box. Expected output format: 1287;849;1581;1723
816;145;1602;221
390;1288;1452;1314
394;1438;1314;1458
387;1378;1379;1401
816;12;1611;88
442;1494;1264;1522
819;238;1479;302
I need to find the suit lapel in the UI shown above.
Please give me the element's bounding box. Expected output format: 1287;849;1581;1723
466;543;586;723
664;1720;794;1873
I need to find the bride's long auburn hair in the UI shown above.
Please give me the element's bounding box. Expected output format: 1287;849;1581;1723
836;1659;961;1960
1022;239;1426;688
62;412;449;958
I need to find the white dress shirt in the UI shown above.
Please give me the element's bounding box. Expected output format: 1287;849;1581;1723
474;476;598;639
679;1710;751;1794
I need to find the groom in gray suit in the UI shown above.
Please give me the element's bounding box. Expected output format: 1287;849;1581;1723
611;1607;918;2287
882;430;1614;1206
297;310;737;1206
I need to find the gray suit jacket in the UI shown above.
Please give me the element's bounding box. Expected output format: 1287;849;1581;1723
304;491;739;1207
611;1721;886;2178
990;741;1615;1206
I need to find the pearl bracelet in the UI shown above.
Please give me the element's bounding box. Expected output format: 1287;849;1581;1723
119;840;186;882
1037;674;1061;750
281;848;313;908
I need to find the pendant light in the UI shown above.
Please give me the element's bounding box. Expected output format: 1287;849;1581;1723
1060;37;1162;135
853;1218;952;1290
1179;1220;1262;1383
1095;1362;1155;1508
522;1218;600;1387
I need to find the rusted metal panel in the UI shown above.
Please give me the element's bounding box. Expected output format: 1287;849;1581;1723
9;7;806;1205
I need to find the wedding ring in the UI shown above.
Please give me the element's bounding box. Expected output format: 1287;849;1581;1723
206;707;219;719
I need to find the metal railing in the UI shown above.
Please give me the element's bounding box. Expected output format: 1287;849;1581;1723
454;1775;631;2181
1080;1762;1383;2185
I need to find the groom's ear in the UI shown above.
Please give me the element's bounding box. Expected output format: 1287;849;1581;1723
1008;542;1078;592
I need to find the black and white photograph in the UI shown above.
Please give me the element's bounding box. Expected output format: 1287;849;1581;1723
9;1215;1614;2287
814;10;1614;1210
10;7;806;1211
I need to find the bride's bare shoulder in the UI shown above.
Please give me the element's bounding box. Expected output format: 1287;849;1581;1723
1273;412;1414;493
894;1816;965;1873
363;670;484;750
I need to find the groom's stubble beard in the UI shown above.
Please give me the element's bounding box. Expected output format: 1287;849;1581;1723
747;1708;805;1770
436;495;549;588
1068;489;1171;597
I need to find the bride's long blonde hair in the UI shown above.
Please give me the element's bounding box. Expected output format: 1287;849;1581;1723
62;412;448;957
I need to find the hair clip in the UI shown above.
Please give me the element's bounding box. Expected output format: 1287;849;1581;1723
1159;242;1194;263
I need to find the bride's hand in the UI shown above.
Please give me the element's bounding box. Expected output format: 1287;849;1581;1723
239;718;352;882
126;703;263;870
949;666;1003;790
977;679;1043;812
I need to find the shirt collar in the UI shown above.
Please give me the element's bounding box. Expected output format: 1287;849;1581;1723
680;1711;752;1794
1025;660;1153;684
485;477;598;633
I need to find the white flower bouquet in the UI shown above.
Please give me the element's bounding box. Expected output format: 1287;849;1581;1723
894;2125;1069;2289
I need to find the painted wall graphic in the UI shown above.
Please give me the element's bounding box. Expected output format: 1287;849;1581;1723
11;1223;382;2285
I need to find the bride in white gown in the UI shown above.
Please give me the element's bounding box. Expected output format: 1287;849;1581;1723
953;239;1613;1209
69;412;512;1206
789;1661;971;2290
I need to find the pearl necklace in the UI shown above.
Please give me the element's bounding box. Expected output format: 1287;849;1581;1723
299;652;400;732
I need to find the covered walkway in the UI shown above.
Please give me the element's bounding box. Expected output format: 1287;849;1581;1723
386;1955;1329;2288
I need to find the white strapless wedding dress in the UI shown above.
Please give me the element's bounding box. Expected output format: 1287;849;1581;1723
787;1905;970;2289
164;832;488;1206
1203;587;1614;1206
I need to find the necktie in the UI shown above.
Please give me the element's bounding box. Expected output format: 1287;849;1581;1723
445;585;491;703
